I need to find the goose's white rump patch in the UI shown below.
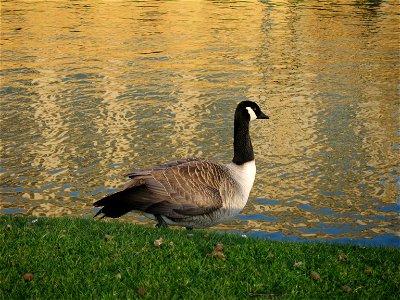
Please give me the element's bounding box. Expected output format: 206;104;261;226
246;107;257;121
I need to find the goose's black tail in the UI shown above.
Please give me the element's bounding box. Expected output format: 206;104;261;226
93;189;136;219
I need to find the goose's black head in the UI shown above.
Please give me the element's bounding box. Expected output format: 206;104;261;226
235;101;269;122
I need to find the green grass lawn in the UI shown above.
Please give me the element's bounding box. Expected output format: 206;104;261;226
1;216;399;299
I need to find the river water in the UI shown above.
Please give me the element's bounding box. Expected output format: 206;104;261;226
1;0;399;246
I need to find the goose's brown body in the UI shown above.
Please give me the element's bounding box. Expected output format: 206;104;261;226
94;158;249;228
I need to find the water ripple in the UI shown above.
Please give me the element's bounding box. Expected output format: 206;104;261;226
1;0;399;246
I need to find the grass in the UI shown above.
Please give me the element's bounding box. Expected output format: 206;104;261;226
0;216;399;299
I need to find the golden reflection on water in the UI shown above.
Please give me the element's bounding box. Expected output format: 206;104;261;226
1;0;399;244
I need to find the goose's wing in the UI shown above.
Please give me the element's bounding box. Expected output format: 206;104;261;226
122;158;234;218
126;157;201;177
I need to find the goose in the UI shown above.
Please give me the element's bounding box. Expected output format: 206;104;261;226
93;101;268;229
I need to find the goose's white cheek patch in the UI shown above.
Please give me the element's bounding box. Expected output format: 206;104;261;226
246;107;257;121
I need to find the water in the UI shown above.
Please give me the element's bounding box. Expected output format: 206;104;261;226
1;0;399;247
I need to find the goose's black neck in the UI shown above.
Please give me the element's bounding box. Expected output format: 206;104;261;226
232;112;254;165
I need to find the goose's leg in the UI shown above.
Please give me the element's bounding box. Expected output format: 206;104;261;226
155;214;168;228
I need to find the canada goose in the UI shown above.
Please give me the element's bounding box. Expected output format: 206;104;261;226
93;101;268;228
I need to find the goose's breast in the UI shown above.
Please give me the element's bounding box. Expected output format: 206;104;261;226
225;160;256;201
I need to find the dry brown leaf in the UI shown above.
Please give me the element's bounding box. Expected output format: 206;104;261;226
22;272;34;281
342;285;352;293
208;243;226;261
104;234;113;241
364;267;373;275
214;243;224;251
338;253;348;261
208;250;226;261
137;287;146;297
293;261;304;268
154;238;163;248
310;271;320;281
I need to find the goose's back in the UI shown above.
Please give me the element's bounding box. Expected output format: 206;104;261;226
127;158;235;204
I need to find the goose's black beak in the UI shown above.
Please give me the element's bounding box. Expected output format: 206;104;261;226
257;111;269;119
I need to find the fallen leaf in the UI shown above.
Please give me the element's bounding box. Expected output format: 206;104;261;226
22;272;34;281
6;224;12;230
364;267;373;275
208;249;226;261
212;251;226;261
338;253;348;261
154;238;163;248
104;234;113;241
342;285;352;293
293;261;304;268
208;243;226;261
115;273;122;280
137;287;146;297
214;243;224;251
310;271;320;281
